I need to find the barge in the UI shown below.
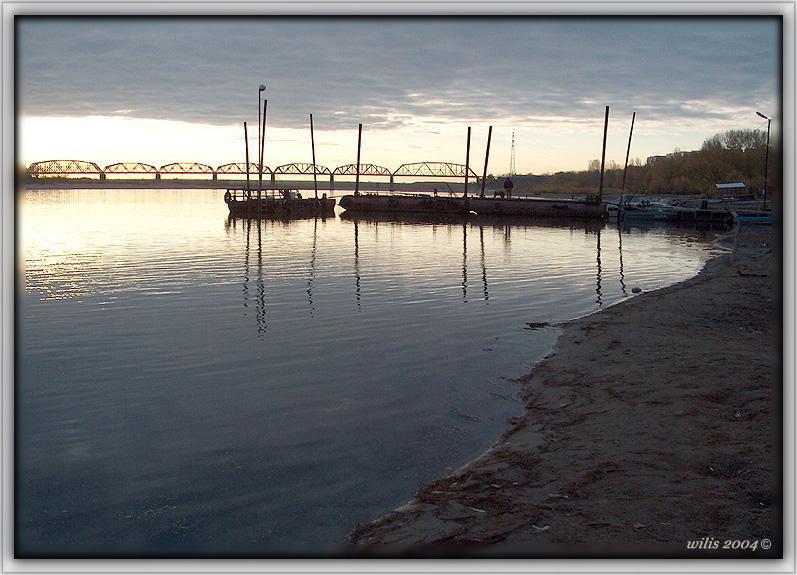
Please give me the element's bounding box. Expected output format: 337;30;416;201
224;188;335;218
339;193;606;219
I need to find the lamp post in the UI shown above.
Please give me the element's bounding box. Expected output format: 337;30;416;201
756;111;771;210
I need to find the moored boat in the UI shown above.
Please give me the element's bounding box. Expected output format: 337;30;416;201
225;188;336;218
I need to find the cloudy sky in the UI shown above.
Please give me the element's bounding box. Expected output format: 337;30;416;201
17;17;780;174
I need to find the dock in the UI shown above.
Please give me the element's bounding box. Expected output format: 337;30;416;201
339;193;606;219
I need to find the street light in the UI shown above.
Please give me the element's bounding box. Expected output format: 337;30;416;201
756;111;771;210
258;84;266;166
258;84;266;199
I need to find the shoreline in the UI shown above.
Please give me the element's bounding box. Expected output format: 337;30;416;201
346;225;779;557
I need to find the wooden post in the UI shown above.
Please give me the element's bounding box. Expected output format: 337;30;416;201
762;117;771;210
310;114;319;200
598;106;609;202
259;100;267;201
464;126;471;198
480;126;492;198
355;124;362;196
244;121;250;199
257;86;264;183
620;111;635;204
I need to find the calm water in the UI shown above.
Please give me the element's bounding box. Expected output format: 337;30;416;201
18;189;721;556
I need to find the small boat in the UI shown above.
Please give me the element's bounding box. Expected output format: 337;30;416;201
605;194;673;220
734;211;775;224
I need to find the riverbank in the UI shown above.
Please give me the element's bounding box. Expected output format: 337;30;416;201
346;224;779;557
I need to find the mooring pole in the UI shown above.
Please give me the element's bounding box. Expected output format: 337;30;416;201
480;125;492;198
258;84;265;180
259;99;267;202
620;111;635;204
598;106;609;203
762;117;771;211
355;123;362;196
464;126;471;199
244;121;251;199
310;114;319;200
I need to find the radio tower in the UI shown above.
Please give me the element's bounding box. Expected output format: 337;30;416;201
509;131;516;176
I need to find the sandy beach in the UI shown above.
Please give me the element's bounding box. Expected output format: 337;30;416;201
346;224;780;558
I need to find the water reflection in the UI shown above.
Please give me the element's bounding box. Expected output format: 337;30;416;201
237;218;268;333
307;218;318;317
243;218;251;314
256;219;266;335
595;227;603;307
618;224;627;296
20;190;724;555
480;226;489;302
197;209;711;341
462;223;468;303
338;213;624;314
354;220;361;310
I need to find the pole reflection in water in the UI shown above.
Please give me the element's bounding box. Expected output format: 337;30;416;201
480;225;489;301
243;218;251;314
256;218;267;335
461;222;468;303
618;223;627;296
306;217;318;317
595;226;603;307
353;220;361;310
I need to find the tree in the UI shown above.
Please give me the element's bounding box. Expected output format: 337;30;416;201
702;129;765;152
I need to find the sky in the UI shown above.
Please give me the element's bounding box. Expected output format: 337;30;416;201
17;17;780;175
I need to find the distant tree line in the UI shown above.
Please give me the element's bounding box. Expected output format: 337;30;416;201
489;129;781;198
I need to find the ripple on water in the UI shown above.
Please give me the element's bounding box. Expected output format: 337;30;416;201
18;188;722;554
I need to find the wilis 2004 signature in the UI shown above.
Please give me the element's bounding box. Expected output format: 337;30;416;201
687;536;771;551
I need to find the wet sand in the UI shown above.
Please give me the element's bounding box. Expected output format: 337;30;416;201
346;225;780;557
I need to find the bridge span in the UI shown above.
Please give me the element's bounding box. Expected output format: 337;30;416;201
25;159;484;191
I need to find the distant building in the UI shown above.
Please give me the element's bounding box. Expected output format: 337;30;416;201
668;150;691;160
647;151;693;166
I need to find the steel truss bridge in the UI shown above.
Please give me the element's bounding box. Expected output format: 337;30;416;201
26;159;481;190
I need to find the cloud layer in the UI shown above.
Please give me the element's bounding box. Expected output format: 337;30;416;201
17;17;780;132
